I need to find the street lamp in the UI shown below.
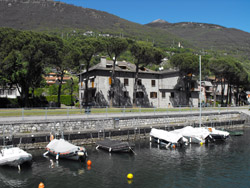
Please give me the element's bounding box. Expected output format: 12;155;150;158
79;64;84;112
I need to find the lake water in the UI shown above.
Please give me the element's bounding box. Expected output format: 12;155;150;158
0;128;249;188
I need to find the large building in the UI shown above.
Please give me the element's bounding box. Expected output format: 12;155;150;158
78;57;200;108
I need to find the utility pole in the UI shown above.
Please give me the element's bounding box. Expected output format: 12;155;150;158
199;55;202;127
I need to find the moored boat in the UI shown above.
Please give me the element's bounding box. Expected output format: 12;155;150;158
150;128;188;148
204;127;230;141
45;138;87;161
0;146;32;167
170;126;211;144
96;139;135;153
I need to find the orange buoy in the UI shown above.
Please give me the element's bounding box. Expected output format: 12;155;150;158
50;134;54;141
38;182;45;188
87;160;92;166
172;144;176;149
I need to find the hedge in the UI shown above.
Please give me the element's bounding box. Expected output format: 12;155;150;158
46;95;74;106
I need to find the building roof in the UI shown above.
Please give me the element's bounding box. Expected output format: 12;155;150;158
79;58;179;76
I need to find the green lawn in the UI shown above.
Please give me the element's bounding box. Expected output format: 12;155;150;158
0;106;241;117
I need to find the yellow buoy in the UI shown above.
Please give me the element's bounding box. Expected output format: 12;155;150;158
127;173;133;180
200;142;204;146
38;182;45;188
127;180;133;184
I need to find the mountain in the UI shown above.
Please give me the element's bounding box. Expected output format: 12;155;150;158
0;0;187;47
146;20;250;60
1;0;250;63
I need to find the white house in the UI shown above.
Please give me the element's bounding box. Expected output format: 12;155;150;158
78;57;200;108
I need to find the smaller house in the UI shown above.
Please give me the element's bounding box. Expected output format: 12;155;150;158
0;86;20;99
44;73;72;85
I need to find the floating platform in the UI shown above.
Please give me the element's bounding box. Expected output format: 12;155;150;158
228;130;244;136
96;139;134;153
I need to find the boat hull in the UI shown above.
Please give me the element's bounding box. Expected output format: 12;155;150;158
46;139;87;161
96;139;134;153
47;151;86;161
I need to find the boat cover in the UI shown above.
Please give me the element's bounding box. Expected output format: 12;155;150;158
205;127;230;137
171;126;210;141
46;139;80;154
150;128;183;144
0;147;32;166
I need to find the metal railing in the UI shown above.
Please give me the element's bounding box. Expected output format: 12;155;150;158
0;105;247;122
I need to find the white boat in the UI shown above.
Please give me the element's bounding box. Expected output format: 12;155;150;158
203;127;230;141
171;126;211;144
150;128;188;148
45;139;87;161
0;146;32;167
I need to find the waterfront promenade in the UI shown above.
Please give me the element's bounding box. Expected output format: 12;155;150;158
0;106;249;123
0;106;249;147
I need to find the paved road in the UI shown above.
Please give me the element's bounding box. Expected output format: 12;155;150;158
0;107;248;123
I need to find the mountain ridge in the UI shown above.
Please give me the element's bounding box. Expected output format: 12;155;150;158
0;0;250;63
0;0;188;48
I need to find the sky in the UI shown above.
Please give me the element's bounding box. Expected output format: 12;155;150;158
59;0;250;33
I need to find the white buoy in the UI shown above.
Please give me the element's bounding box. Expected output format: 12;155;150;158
149;137;152;142
96;145;99;150
56;153;59;160
109;148;112;152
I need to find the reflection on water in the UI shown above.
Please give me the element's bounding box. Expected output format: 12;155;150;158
0;128;249;188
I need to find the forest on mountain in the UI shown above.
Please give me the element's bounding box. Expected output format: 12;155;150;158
1;0;250;65
0;28;248;108
0;0;250;108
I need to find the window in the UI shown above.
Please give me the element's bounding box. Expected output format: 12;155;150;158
8;90;12;95
124;78;129;86
137;79;142;85
150;92;157;99
162;92;166;98
91;79;95;88
109;77;112;85
151;80;156;87
171;92;175;98
136;92;144;98
124;91;129;98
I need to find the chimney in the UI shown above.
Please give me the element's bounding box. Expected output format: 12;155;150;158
100;56;106;67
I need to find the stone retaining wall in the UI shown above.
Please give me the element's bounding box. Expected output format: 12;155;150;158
0;112;242;135
0;111;247;148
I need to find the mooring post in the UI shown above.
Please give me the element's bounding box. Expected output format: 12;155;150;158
67;107;69;119
45;107;47;120
22;108;24;121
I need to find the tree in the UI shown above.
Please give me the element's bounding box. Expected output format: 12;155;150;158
230;61;248;106
0;28;62;107
170;53;206;106
103;37;128;107
130;41;164;107
209;57;236;106
50;39;75;107
73;37;104;107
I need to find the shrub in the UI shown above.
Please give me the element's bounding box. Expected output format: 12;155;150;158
46;95;74;106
